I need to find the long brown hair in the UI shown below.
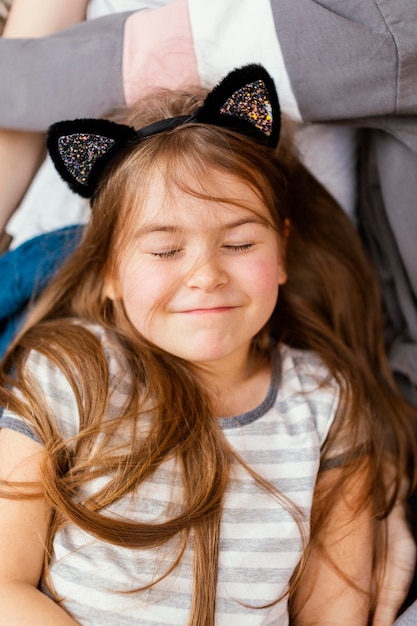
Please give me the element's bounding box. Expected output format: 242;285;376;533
1;88;417;623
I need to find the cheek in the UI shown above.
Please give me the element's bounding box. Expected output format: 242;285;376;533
120;277;158;335
247;255;286;295
122;272;160;308
120;263;175;323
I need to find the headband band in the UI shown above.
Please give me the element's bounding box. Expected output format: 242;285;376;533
47;64;281;199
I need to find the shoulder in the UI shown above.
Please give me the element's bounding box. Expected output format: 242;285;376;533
1;344;79;443
278;344;337;391
1;322;125;443
276;345;340;446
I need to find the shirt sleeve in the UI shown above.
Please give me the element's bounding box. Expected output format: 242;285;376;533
0;349;81;445
281;347;366;471
0;11;130;130
269;0;417;121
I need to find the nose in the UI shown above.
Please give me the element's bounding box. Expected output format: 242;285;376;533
185;255;228;292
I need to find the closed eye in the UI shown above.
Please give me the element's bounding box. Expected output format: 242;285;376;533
150;249;183;259
222;243;255;252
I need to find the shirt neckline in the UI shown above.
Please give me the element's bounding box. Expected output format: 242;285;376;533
217;350;281;430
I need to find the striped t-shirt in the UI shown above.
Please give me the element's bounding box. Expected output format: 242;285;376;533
1;332;340;626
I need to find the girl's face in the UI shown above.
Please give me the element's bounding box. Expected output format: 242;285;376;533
107;169;287;374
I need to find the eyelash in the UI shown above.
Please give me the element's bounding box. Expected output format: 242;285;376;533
150;249;183;259
150;243;255;259
223;243;254;252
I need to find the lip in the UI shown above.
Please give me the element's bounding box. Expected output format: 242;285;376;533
176;306;238;314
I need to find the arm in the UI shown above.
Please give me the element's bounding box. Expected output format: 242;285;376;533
0;0;88;234
0;129;45;235
3;0;87;37
290;467;374;626
0;427;80;624
373;501;416;626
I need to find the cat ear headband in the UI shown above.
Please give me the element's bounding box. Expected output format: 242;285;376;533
47;64;281;199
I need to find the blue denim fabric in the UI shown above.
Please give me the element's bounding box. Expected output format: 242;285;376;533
0;225;83;359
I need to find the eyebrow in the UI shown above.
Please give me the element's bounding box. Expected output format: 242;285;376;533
135;217;268;237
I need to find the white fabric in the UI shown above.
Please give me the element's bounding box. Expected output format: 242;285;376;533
294;124;358;219
87;0;173;19
6;156;90;248
1;330;340;626
189;0;301;122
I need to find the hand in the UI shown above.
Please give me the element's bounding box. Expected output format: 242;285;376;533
373;503;416;626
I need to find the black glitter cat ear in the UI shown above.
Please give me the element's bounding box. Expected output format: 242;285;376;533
47;64;280;199
46;118;139;198
194;64;280;148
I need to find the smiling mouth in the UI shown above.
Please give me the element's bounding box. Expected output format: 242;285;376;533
179;306;237;314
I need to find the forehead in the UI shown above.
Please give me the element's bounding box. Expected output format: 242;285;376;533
134;168;271;230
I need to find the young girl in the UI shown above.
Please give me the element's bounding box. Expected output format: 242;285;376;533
0;65;415;625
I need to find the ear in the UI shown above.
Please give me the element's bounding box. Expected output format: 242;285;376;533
277;262;288;287
278;219;290;286
47;119;138;198
103;280;117;301
196;64;281;147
